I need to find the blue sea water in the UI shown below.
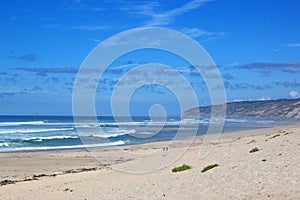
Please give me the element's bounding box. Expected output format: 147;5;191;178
0;115;284;152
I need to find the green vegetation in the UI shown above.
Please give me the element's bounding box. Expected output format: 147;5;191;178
172;164;192;173
266;133;282;141
271;134;280;139
63;188;73;192
247;140;256;144
249;147;259;153
279;130;292;135
279;130;287;133
201;164;219;173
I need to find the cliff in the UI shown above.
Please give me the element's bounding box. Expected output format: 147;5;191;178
182;98;300;120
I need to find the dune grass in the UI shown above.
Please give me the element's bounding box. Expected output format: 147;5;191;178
249;147;259;153
63;188;73;192
247;140;256;144
201;164;219;173
172;164;192;173
271;134;280;139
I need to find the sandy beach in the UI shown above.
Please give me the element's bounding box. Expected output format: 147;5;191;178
0;124;299;200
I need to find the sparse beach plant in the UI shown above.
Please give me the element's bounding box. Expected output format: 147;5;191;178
271;134;280;139
247;140;256;144
172;164;192;173
249;147;259;153
201;164;219;173
63;188;73;192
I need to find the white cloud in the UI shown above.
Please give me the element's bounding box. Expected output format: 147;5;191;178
92;38;102;43
65;0;105;12
273;48;281;52
289;90;300;98
238;62;300;73
119;0;213;27
147;0;212;26
259;96;271;101
118;1;161;16
285;43;300;47
72;25;109;31
180;27;228;38
115;1;229;42
233;99;244;102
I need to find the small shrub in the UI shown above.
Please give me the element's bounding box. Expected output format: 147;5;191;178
247;140;256;144
271;134;280;139
172;164;192;173
249;147;259;153
201;164;219;173
63;188;73;192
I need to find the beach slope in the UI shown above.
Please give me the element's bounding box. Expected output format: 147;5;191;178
0;125;299;199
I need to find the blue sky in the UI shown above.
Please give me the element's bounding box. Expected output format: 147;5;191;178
0;0;300;116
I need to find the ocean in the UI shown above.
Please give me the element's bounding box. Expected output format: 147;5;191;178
0;115;284;152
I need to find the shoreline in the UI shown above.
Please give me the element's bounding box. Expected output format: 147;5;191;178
0;124;299;199
0;120;294;154
0;124;298;178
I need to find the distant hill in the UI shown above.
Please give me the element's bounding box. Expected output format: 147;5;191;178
182;98;300;120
